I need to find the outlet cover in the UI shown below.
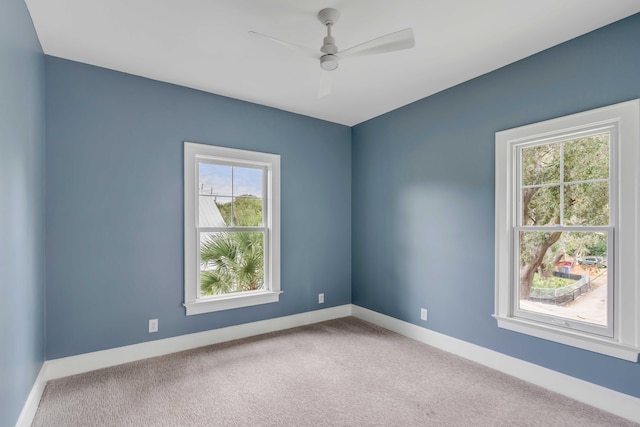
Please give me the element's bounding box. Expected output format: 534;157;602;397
420;308;428;321
318;293;324;304
149;318;158;333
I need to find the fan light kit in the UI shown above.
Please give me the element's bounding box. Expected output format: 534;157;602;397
249;8;415;97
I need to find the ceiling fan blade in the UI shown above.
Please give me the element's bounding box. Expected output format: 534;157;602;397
248;31;319;59
318;70;333;98
338;28;415;59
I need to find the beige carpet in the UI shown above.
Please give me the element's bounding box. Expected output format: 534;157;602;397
33;317;637;426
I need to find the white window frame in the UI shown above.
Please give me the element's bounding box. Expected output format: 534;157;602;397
494;99;640;362
184;142;281;315
514;128;615;337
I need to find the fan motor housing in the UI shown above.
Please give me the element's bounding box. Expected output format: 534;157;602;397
321;36;338;54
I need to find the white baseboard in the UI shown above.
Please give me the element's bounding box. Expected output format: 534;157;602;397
17;304;640;426
351;305;640;424
44;304;352;380
15;305;351;427
15;362;48;427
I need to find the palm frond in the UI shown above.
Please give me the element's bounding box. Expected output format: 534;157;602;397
199;231;264;296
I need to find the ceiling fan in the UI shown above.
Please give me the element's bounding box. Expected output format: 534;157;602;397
249;8;415;97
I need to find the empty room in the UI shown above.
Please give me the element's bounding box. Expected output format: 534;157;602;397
2;0;640;426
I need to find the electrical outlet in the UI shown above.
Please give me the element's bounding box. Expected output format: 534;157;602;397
318;293;324;304
149;318;158;333
420;308;428;321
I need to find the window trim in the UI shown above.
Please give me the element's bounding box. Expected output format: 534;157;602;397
494;99;640;362
184;142;281;315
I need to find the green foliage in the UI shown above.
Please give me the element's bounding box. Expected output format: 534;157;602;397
200;193;265;296
519;134;609;298
532;274;574;289
216;195;262;226
586;238;607;257
200;231;264;296
522;143;560;186
524;186;560;226
521;135;609;266
561;232;607;259
563;136;609;182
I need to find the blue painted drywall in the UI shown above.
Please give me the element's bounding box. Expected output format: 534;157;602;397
45;57;352;359
0;0;46;425
352;13;640;397
45;12;640;400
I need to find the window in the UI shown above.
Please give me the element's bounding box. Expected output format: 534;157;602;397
184;142;280;315
516;131;613;337
494;100;640;361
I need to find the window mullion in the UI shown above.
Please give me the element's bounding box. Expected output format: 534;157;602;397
516;146;523;227
198;226;267;233
262;167;267;227
230;166;235;226
517;225;612;232
559;141;564;226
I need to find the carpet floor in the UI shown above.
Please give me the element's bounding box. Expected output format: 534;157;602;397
32;317;637;426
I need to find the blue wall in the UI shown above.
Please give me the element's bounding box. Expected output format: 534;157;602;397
0;0;45;425
45;57;352;359
352;13;640;397
6;6;640;418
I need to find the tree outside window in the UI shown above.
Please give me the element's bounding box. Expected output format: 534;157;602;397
516;132;612;332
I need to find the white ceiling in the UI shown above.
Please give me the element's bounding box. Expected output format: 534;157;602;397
24;0;640;126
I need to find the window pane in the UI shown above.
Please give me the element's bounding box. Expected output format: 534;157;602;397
564;182;609;226
522;143;560;186
233;167;263;198
518;230;608;327
199;195;230;227
199;163;232;196
522;186;560;226
233;196;263;226
564;134;609;182
200;231;264;296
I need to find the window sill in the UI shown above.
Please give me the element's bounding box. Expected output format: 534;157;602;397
494;315;639;362
185;290;282;315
